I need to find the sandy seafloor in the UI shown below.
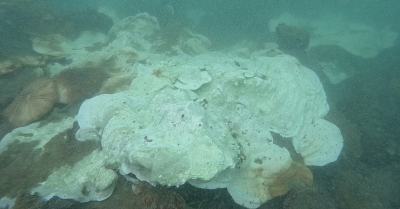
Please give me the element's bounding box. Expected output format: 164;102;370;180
0;0;400;209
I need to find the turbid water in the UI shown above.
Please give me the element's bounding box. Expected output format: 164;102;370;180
0;0;399;209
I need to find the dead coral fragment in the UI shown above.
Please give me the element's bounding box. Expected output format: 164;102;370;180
2;78;58;127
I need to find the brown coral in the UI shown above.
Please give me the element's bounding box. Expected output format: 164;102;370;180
54;68;108;104
2;78;58;127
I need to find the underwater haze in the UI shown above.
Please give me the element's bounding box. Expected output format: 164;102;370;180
0;0;400;209
42;0;400;47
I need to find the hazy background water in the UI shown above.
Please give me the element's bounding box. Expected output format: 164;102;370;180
41;0;400;48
